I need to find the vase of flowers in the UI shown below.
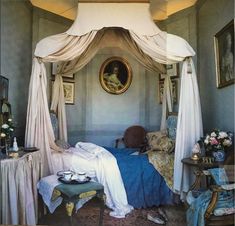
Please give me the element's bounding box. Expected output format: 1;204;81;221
203;129;233;162
0;118;14;155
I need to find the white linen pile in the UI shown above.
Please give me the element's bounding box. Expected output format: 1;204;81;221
52;142;133;218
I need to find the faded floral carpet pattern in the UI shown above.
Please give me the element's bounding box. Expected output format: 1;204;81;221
39;199;186;226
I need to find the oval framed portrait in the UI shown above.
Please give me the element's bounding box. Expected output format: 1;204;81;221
99;57;132;95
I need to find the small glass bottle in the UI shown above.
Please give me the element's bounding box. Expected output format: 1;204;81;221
13;137;19;151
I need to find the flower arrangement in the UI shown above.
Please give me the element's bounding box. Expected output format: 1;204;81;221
0;118;14;140
203;129;233;152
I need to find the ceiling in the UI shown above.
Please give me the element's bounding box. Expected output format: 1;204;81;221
30;0;197;21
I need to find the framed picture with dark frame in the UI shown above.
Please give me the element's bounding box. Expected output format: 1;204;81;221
214;19;234;88
99;56;132;95
159;63;179;81
158;80;177;104
0;75;9;100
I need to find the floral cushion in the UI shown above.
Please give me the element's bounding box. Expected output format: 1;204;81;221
148;150;174;190
166;115;178;140
50;112;59;140
146;130;175;153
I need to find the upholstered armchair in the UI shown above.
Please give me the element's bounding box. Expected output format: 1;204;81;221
186;149;235;226
204;149;235;226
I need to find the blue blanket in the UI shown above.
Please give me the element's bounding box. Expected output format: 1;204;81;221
104;147;173;208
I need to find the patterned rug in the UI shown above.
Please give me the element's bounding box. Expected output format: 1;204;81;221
38;198;186;226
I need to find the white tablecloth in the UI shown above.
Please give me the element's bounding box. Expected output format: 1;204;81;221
0;151;42;225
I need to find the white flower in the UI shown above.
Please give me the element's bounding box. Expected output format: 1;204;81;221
0;133;6;138
9;128;14;131
8;118;12;122
204;139;209;144
223;139;232;147
211;132;217;137
2;124;9;129
218;131;228;139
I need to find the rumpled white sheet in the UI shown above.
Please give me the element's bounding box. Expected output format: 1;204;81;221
52;142;133;218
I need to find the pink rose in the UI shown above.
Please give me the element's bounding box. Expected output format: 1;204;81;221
210;138;219;145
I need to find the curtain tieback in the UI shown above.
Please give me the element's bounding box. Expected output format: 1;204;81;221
186;57;192;74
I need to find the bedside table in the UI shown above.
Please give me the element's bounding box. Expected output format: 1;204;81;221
181;157;224;191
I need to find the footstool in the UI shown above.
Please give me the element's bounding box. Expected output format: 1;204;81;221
39;178;105;226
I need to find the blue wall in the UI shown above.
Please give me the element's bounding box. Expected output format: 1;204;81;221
0;0;32;144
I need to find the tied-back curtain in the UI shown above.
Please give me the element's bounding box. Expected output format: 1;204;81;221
160;74;173;130
25;58;62;176
50;74;67;142
173;58;203;197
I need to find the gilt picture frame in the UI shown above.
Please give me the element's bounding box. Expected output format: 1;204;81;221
214;20;234;88
158;80;177;104
99;57;132;95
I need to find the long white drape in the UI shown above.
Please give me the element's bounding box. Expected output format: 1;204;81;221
25;58;62;175
173;58;203;197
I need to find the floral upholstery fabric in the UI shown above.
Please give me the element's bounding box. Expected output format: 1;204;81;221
148;150;174;190
50;112;59;140
166;115;178;140
146;130;175;153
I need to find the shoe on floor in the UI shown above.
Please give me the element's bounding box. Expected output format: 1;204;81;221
158;208;168;222
147;213;166;224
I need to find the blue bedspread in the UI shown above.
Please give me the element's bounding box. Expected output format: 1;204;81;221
104;147;173;208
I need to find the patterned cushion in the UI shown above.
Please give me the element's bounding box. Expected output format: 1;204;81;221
166;115;178;140
55;139;71;149
146;130;175;153
50;112;59;140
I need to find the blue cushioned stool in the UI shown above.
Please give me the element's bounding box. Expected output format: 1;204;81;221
42;181;105;226
57;181;105;226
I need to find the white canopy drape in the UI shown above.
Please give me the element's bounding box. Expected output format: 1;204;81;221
25;2;203;199
173;58;203;196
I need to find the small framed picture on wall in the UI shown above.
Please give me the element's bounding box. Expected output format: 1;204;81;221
63;81;75;104
51;81;75;105
159;63;179;81
0;75;9;100
158;80;177;104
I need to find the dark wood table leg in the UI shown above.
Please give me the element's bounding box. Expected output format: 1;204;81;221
98;192;106;226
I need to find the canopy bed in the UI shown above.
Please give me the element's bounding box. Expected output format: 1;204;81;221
17;2;203;225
